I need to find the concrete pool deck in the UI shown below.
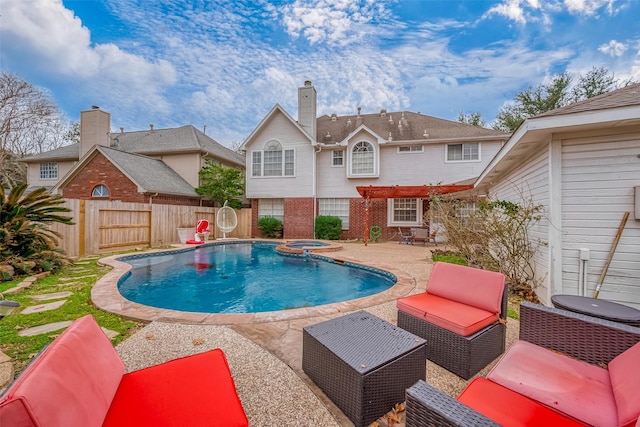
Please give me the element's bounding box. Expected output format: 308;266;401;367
107;241;520;426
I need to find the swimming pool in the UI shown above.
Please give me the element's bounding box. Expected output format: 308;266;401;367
117;242;396;314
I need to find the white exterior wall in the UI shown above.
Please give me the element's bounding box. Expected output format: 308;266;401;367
486;145;553;304
560;128;640;308
245;112;314;198
316;139;504;198
27;160;76;189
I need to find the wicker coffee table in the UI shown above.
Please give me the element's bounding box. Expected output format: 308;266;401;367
302;311;426;427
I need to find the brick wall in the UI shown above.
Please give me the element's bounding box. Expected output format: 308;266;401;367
251;199;260;237
283;198;315;239
61;152;201;206
344;198;394;241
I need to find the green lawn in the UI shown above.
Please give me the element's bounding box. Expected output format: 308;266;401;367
0;259;141;373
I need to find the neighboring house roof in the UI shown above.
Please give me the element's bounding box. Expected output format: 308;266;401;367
317;111;506;144
476;83;640;190
536;82;640;118
54;145;199;198
22;125;244;166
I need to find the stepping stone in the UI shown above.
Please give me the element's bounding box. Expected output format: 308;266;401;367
18;321;72;337
57;281;79;287
21;300;67;315
74;261;91;265
30;291;73;301
1;284;29;295
101;328;120;339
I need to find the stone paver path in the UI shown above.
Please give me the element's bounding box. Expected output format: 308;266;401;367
18;320;73;337
20;300;67;315
30;291;73;301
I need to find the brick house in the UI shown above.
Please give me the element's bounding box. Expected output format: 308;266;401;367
21;107;244;205
241;81;509;240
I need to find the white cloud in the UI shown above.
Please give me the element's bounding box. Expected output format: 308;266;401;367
279;0;390;45
484;0;529;24
0;0;176;113
598;40;628;57
564;0;615;15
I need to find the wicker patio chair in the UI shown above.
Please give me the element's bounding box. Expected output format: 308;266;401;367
404;301;640;426
397;262;507;379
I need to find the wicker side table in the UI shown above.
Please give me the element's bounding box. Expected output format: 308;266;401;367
302;311;426;427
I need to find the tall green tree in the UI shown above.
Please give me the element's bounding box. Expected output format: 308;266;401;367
493;67;634;133
457;111;486;127
195;162;245;209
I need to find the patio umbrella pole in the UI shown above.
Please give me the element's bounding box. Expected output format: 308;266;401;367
593;211;629;299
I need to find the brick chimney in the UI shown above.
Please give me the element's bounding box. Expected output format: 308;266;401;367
80;106;111;158
297;80;317;141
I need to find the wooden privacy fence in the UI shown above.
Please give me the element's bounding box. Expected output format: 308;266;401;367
49;199;252;258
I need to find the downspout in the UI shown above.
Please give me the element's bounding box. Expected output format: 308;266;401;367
149;192;158;205
313;145;322;238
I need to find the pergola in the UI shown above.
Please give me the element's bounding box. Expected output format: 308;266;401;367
355;184;474;245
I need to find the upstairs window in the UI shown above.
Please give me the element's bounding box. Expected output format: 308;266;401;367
398;145;423;153
332;150;344;167
40;162;58;179
350;141;374;175
251;140;294;177
447;143;479;161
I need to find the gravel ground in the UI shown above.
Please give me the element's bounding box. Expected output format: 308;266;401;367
114;241;520;426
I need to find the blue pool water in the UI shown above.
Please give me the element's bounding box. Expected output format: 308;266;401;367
117;242;396;313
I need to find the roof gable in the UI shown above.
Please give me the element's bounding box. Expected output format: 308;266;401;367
240;104;313;151
54;145;198;197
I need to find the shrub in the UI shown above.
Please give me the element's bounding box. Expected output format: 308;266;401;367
258;217;283;238
314;216;342;240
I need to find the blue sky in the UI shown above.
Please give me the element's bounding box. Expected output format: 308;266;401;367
1;0;639;147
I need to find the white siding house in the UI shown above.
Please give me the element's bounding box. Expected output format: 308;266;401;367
242;81;509;239
475;83;640;308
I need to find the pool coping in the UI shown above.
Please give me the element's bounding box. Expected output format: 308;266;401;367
91;239;417;325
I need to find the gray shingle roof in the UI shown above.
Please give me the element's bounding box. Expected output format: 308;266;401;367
536;82;640;118
316;111;506;144
97;146;199;197
22;125;244;166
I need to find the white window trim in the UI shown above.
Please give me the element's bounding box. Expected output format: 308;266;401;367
331;149;345;167
250;147;296;178
347;140;379;178
39;162;58;180
318;198;350;229
445;142;481;163
386;198;423;227
397;145;423;154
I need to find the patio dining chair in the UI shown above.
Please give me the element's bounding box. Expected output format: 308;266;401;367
398;227;414;244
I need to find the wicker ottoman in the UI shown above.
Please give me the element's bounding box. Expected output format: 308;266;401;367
302;311;426;427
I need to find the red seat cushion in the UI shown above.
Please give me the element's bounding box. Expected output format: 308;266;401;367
103;349;248;427
487;340;618;427
458;378;588;426
397;293;499;336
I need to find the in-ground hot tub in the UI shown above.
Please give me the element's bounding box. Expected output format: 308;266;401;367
275;240;343;254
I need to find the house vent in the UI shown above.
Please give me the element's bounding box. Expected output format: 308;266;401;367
120;127;124;134
380;109;387;117
331;114;337;121
423;130;430;138
150;124;154;131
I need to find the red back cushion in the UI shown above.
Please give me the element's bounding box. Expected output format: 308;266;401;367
0;315;124;427
609;340;640;426
426;262;505;313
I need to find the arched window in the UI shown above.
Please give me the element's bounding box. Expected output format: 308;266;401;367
251;140;294;177
91;184;110;198
351;141;374;175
